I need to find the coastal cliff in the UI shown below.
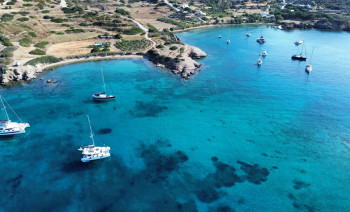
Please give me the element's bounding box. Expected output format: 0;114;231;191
145;44;207;80
0;65;43;84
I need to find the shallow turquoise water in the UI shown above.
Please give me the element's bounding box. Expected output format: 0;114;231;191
1;26;350;211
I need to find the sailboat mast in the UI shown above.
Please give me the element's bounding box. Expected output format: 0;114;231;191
310;47;314;64
87;115;95;146
0;95;9;120
101;67;106;93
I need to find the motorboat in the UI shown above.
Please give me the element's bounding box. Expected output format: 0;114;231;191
295;40;304;45
226;40;230;44
246;33;251;37
0;95;30;137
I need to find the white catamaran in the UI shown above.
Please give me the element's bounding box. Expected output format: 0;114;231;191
92;67;115;101
0;95;30;136
78;115;110;162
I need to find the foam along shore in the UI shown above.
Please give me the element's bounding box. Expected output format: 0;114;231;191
0;55;143;84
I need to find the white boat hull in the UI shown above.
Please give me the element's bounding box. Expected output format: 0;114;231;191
81;153;111;162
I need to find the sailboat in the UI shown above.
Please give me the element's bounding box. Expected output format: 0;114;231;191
92;67;115;101
218;23;222;38
292;43;307;61
226;29;230;44
305;47;314;73
246;26;251;37
78;115;111;163
0;95;30;136
256;31;265;44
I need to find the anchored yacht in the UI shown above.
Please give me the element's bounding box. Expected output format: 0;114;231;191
0;95;30;136
93;67;115;101
78;115;110;162
257;36;265;44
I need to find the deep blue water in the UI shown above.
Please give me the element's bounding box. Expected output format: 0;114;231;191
1;26;350;211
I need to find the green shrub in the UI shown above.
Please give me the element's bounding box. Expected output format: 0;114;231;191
0;35;13;46
123;26;143;35
115;34;122;39
28;32;37;37
1;14;14;22
25;56;61;66
17;17;29;22
90;46;100;53
147;23;159;33
0;47;15;58
65;28;85;33
79;22;88;26
115;8;129;15
29;49;46;55
34;41;49;48
156;44;164;49
41;10;50;13
19;37;32;47
22;3;33;6
170;46;178;50
50;17;67;23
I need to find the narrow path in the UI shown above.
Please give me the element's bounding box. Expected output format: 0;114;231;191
123;16;156;50
164;0;180;12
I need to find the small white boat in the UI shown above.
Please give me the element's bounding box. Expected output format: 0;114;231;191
257;59;262;66
0;95;30;136
93;67;115;101
246;33;251;37
79;115;110;163
218;35;222;39
305;64;312;73
262;50;267;57
295;40;304;45
226;40;230;44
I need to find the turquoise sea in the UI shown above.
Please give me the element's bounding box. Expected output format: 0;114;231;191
1;26;350;211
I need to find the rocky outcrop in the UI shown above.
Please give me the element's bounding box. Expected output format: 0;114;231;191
280;22;313;30
280;20;350;31
0;65;43;84
314;20;350;31
145;44;207;80
189;46;207;59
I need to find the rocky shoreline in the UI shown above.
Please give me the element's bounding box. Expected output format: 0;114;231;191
280;20;350;31
0;46;207;84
